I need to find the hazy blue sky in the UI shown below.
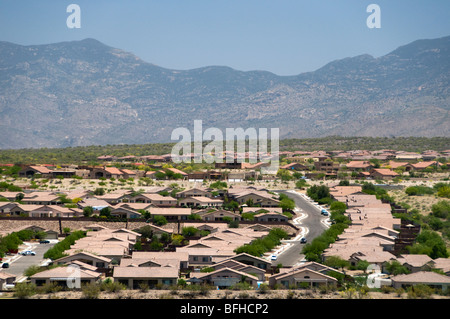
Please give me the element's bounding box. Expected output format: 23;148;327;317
1;0;449;75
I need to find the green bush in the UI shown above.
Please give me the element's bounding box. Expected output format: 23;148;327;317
234;228;288;257
81;282;101;299
431;200;450;219
44;230;86;260
14;283;36;299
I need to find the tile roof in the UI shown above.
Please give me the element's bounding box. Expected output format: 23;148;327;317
113;266;179;278
391;271;450;284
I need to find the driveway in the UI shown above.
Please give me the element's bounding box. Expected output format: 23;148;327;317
270;190;329;267
0;240;57;282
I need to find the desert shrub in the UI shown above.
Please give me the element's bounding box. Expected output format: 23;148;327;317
81;282;101;299
14;282;36;299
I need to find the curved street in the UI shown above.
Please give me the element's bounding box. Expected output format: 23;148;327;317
271;190;330;267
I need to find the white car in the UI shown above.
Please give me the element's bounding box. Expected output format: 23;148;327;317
20;250;36;256
270;254;278;261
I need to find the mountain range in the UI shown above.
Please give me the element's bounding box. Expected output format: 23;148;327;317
0;36;449;149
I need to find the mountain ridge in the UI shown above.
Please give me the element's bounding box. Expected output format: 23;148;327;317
0;35;449;149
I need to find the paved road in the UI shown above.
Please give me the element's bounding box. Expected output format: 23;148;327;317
0;241;56;282
271;190;329;267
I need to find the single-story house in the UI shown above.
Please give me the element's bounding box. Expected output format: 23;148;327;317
27;205;83;218
345;161;373;171
18;165;53;178
178;196;224;208
392;254;435;273
280;163;309;171
176;187;212;199
269;268;338;289
148;207;192;221
229;253;272;271
432;258;450;276
405;161;440;171
0;202;27;216
188;267;259;289
269;261;344;288
369;169;399;180
54;251;112;269
110;207;142;219
254;212;289;222
129;251;189;270
230;191;280;208
210;258;266;281
78;198;111;212
30;262;102;288
199;209;241;222
113;266;179;289
391;271;450;291
21;192;61;205
0;272;16;289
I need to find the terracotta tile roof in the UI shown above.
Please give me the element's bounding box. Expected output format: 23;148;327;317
30;265;101;279
396;254;433;267
113;266;179;278
29;166;52;174
391;271;450;284
104;167;124;175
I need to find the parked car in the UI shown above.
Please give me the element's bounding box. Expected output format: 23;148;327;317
321;209;329;216
300;237;307;244
20;250;36;256
1;262;9;268
270;254;278;261
40;240;50;244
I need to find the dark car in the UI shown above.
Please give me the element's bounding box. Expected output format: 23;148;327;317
300;237;307;244
1;262;10;268
40;240;50;244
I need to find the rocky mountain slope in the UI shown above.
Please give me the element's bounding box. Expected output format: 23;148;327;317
0;36;449;149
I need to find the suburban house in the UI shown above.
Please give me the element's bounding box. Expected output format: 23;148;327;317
369;168;399;180
0;202;30;216
176;187;212;199
254;212;289;222
391;271;450;292
30;262;103;287
178;196;224;208
27;205;83;218
188;267;259;289
208;258;266;281
110;206;143;219
148;207;192;221
21;192;62;205
0;272;16;289
228;190;280;208
89;166;127;179
269;267;339;289
198;209;241;222
18;165;53;178
390;254;435;273
345;161;373;171
314;160;340;173
77;198;111;212
388;161;409;170
432;258;450;275
280;163;309;171
113;266;179;289
227;171;258;182
54;251;112;270
229;253;272;271
127;251;189;270
405;161;440;171
269;261;343;287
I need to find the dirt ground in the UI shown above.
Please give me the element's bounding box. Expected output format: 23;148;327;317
0;288;446;300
